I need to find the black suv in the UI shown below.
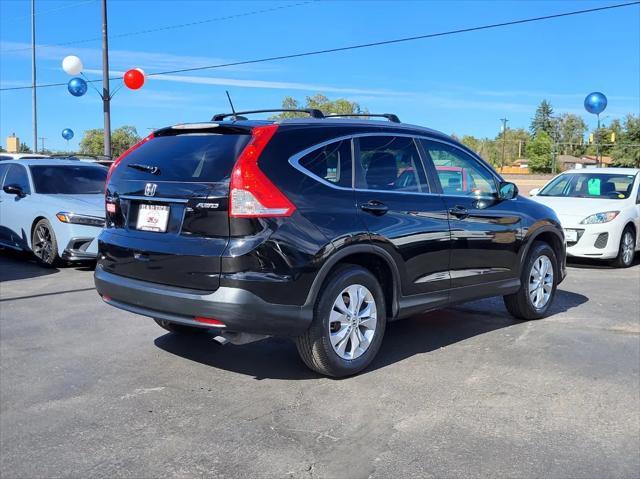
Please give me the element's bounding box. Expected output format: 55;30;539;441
95;109;566;377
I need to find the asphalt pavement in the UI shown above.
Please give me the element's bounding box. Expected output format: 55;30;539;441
1;251;639;478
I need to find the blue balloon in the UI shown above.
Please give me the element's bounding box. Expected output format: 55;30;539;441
584;92;607;115
67;77;87;97
61;128;74;140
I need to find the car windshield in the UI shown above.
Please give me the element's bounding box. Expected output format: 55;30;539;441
30;165;107;194
538;172;636;199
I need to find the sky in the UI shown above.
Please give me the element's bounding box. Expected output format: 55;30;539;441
0;0;639;153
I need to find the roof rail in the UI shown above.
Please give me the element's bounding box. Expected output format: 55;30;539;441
324;113;401;123
212;109;325;121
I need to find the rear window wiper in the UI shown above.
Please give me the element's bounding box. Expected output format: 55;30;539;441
127;163;160;175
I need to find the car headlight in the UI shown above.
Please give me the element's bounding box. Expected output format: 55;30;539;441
56;212;105;227
580;211;620;224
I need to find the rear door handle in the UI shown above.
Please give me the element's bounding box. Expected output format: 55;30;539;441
448;205;469;219
361;201;389;216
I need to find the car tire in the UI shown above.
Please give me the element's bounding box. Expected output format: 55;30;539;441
503;241;558;320
153;318;208;335
31;219;61;267
295;265;386;377
611;226;635;268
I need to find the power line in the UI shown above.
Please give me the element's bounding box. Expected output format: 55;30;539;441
2;1;638;92
1;1;314;53
5;0;96;22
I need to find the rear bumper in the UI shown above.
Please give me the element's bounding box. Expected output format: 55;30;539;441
94;266;312;336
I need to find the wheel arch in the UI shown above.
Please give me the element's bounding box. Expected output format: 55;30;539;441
304;244;401;320
520;224;565;278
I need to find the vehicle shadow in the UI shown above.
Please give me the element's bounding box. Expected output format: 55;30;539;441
154;289;588;380
0;249;59;282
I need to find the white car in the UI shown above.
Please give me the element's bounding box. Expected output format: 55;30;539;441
0;158;106;266
530;168;640;267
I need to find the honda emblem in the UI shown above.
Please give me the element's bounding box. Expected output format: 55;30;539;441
144;183;157;196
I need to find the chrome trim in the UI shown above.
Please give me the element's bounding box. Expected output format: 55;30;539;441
120;195;189;203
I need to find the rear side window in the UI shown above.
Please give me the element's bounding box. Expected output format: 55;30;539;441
30;165;107;194
3;164;31;193
357;136;428;192
298;139;352;187
117;134;251;182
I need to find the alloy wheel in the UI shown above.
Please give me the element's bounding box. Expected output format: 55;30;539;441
33;224;54;263
529;255;554;310
622;231;635;266
328;284;377;360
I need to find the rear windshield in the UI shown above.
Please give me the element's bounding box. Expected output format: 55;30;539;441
117;134;251;182
30;165;107;194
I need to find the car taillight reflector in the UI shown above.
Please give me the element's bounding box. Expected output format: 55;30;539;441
106;202;116;214
106;132;155;184
194;316;225;326
229;124;296;218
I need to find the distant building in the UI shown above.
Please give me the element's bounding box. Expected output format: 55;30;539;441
6;133;19;153
580;155;613;167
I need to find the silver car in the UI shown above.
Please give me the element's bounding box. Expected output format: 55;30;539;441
0;159;106;265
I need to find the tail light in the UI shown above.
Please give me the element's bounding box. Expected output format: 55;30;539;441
106;132;155;185
229;124;296;218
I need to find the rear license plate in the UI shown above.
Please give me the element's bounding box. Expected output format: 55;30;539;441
565;229;578;243
136;204;170;232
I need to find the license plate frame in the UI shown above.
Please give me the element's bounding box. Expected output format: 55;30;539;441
136;204;170;232
565;229;578;243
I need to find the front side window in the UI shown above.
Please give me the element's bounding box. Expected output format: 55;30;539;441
30;165;107;194
538;173;636;199
3;165;31;194
357;136;428;192
298;139;352;187
421;140;497;196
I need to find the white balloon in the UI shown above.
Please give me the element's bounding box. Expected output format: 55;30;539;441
62;55;83;75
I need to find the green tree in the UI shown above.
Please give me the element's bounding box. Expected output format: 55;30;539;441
18;142;32;153
80;125;141;158
557;113;588;156
270;94;367;119
526;131;553;173
530;100;555;137
611;114;640;167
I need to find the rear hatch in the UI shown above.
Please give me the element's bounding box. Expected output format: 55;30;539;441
101;124;252;291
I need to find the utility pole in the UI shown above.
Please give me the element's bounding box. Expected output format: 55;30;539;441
500;118;509;170
31;0;38;153
101;0;111;157
38;137;47;152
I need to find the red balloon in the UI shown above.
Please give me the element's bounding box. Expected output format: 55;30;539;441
124;68;145;89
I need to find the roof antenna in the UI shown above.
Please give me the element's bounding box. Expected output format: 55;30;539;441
225;90;237;121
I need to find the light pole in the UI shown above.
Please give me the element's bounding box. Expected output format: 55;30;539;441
31;0;37;153
500;117;509;171
101;0;111;157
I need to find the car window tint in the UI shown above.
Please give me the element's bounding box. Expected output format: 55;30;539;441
4;165;31;193
298;139;352;187
30;165;107;194
421;140;497;196
357;136;427;192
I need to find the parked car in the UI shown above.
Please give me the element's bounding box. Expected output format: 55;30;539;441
530;168;639;267
0;153;50;161
0;159;107;265
94;110;566;377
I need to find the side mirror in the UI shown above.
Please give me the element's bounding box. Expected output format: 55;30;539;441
498;181;518;200
3;184;25;198
529;187;540;197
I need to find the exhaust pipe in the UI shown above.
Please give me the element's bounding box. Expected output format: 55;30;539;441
213;331;268;346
